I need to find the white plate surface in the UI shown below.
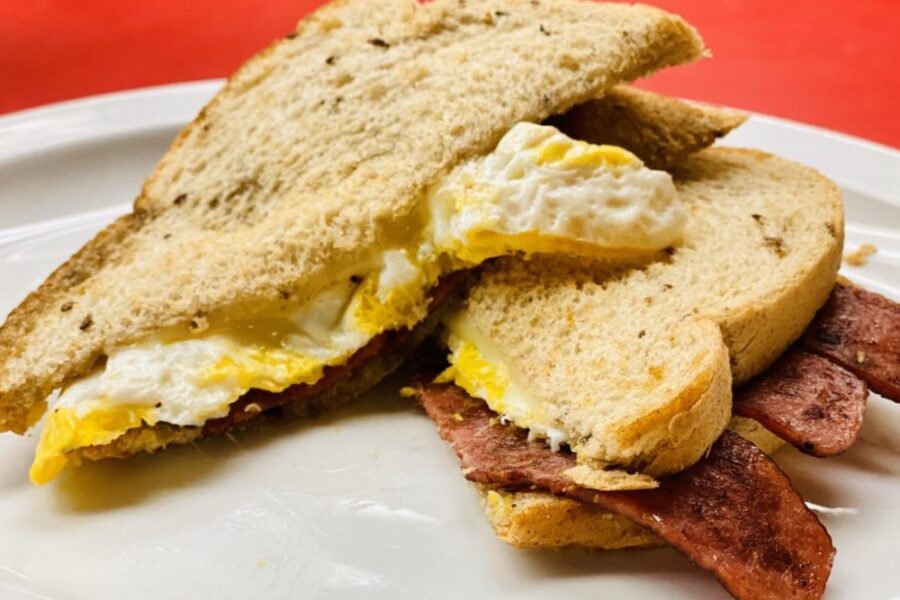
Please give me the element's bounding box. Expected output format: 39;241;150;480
0;82;898;600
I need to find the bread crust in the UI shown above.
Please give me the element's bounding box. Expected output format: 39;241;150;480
455;147;841;475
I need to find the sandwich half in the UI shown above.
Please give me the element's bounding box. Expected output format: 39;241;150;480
414;134;900;598
416;138;844;512
416;272;900;599
0;0;712;483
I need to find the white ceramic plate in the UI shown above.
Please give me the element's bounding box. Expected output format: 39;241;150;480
0;82;898;600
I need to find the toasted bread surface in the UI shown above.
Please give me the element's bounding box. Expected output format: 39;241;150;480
479;485;662;550
0;0;705;434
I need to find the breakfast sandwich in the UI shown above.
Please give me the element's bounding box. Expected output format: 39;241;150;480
0;0;712;483
2;1;897;599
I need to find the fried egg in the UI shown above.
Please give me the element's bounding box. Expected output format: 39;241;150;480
31;122;684;484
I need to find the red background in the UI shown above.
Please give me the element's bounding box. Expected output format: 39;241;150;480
1;0;898;147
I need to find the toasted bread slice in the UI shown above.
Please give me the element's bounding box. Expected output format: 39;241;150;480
0;0;706;435
472;147;842;547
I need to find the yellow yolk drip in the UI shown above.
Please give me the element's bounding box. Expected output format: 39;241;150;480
437;316;570;451
30;405;155;485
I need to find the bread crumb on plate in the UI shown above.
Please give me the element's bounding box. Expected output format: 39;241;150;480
844;243;877;266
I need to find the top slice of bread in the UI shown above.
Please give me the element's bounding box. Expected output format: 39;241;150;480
0;0;705;434
455;147;843;475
